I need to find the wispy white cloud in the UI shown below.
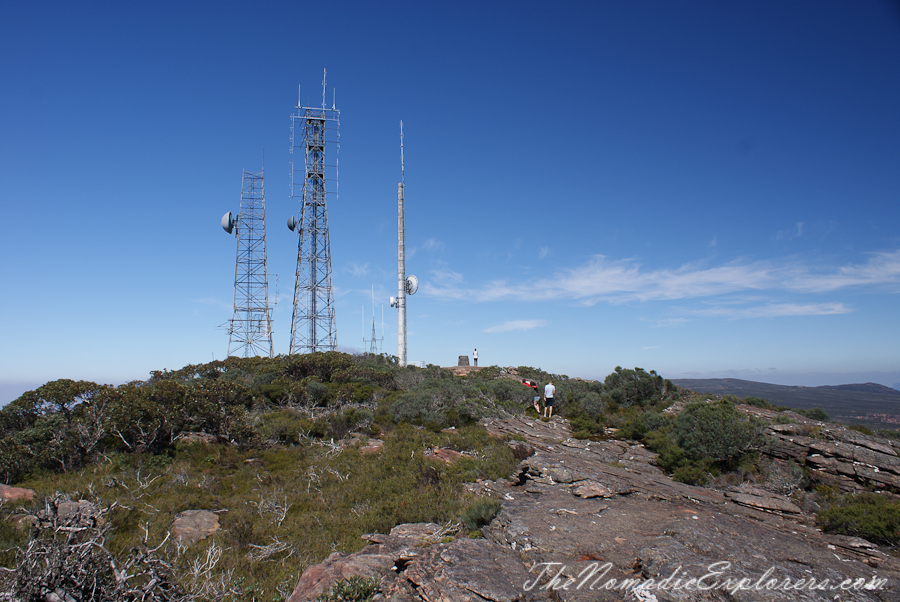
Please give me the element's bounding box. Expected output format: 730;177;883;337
484;319;547;333
539;246;549;259
346;262;369;277
693;302;852;318
650;318;689;328
775;221;805;241
423;238;444;251
709;237;717;247
422;249;900;308
422;269;466;298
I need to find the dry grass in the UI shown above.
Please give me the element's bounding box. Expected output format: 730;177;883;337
3;424;516;601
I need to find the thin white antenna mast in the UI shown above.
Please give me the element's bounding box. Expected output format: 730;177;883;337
389;121;417;366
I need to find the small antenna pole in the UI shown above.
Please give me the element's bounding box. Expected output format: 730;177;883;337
322;69;327;109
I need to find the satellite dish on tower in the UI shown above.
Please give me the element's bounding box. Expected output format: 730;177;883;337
406;275;418;296
287;215;297;231
221;212;234;234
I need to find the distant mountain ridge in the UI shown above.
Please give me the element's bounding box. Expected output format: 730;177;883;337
670;378;900;429
817;382;900;395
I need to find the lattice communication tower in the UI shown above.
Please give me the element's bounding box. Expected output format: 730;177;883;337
221;169;274;358
287;72;340;354
363;287;383;355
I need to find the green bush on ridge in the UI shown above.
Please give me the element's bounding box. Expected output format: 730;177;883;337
818;492;900;546
8;353;880;598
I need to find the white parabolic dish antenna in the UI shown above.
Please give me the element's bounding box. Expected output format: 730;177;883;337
406;275;418;295
221;212;234;234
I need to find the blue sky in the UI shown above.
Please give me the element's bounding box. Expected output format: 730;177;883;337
2;1;899;404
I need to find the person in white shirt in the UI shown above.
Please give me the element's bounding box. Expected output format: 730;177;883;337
473;348;478;367
544;381;556;418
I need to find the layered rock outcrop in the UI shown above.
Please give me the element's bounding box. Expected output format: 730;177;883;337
761;418;900;492
288;416;900;602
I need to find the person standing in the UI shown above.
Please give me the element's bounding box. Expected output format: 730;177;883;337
473;348;478;367
543;380;556;418
523;379;541;413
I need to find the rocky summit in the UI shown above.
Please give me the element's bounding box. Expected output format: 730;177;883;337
288;414;900;602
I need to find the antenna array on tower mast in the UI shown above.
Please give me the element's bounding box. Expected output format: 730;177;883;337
390;121;417;366
221;169;274;358
287;71;340;354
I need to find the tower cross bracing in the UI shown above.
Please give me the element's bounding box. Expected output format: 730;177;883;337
227;170;274;358
289;74;340;354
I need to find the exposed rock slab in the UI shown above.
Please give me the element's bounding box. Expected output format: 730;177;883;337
724;490;802;515
291;416;900;602
764;418;900;492
0;483;35;502
172;509;220;544
425;448;464;463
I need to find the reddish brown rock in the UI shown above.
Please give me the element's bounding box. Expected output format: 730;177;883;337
287;523;451;602
0;483;35;502
572;481;613;499
425;448;463;463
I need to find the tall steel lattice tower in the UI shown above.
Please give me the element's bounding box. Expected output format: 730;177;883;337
221;169;274;358
287;72;340;354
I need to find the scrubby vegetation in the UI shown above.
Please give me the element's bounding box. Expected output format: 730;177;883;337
316;576;380;602
0;353;531;600
817;492;900;546
2;352;898;599
460;497;502;533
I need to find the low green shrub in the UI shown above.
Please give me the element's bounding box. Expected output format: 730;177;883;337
460;497;502;531
256;408;308;444
848;424;875;436
741;396;787;411
566;404;605;440
818;492;900;546
644;429;686;473
877;429;900;441
672;401;765;463
672;461;713;486
617;410;673;441
317;576;380;602
792;408;830;422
